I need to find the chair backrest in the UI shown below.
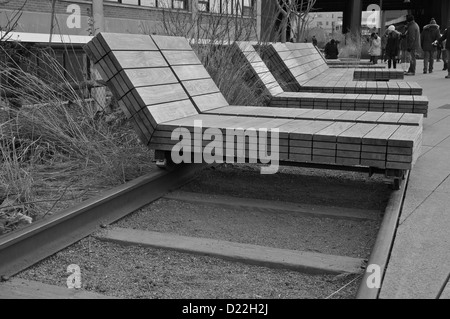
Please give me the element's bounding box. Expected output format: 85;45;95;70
285;42;329;77
232;41;284;97
260;43;301;91
152;35;229;113
263;42;329;87
84;33;229;135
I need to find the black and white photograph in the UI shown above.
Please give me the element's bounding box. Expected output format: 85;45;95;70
0;0;449;305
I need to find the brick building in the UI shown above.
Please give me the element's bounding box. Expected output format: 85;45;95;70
1;0;261;40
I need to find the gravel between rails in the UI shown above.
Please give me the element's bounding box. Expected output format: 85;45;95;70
116;163;388;258
16;237;361;299
181;164;391;211
15;163;390;299
115;199;379;258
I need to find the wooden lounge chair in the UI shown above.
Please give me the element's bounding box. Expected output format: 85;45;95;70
231;41;428;116
84;33;423;187
261;43;422;95
285;42;404;81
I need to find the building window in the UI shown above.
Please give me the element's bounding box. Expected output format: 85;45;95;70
197;0;254;16
105;0;188;10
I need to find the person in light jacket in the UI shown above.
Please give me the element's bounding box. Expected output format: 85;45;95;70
368;33;381;64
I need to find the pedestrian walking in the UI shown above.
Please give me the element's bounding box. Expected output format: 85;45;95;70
405;14;421;75
381;29;388;63
385;25;400;69
443;40;448;71
437;30;443;61
421;18;440;74
438;20;450;78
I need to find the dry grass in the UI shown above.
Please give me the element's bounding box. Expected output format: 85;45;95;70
0;46;154;234
194;43;270;106
337;33;370;60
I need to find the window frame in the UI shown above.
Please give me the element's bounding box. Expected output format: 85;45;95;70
104;0;188;10
197;0;255;16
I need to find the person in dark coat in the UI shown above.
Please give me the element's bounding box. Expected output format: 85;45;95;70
421;18;440;73
438;20;450;78
324;39;339;59
405;14;421;75
385;25;400;69
437;29;443;61
312;36;318;47
397;24;408;64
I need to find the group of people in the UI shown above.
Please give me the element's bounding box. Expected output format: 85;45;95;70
369;15;450;78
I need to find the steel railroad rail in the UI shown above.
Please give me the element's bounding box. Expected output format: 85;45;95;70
0;164;204;279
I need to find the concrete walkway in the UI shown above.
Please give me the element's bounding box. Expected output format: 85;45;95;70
380;60;450;299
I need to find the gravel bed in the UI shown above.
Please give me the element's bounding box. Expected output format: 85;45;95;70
182;164;391;211
16;237;361;299
116;163;388;258
15;163;390;299
116;199;379;258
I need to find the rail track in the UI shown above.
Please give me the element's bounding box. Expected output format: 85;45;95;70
0;163;409;299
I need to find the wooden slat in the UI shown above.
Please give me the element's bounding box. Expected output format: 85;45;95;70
172;65;211;81
92;36;108;58
122;67;178;89
316;110;347;121
362;124;399;145
362;145;386;153
336;111;366;121
289;121;335;140
108;51;167;70
182;78;221;97
314;122;356;142
121;92;141;116
338;143;361;151
398;113;423;126
337;123;377;144
151;35;192;50
148;100;198;125
356;112;384;123
84;41;101;63
161;50;202;66
108;71;129;97
134;84;188;107
377;112;403;124
388;126;422;147
192;93;229;112
98;33;156;52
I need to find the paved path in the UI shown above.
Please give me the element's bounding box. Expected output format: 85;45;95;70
380;60;450;299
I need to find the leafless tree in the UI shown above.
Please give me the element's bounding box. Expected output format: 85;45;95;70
0;0;27;42
274;0;317;43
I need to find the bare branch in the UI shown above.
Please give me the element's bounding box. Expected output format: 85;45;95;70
0;0;28;42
